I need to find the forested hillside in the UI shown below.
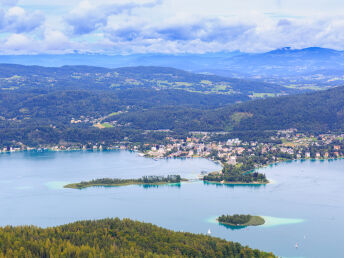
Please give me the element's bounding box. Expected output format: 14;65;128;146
1;84;344;147
0;218;274;257
0;87;239;146
222;86;344;132
114;86;344;133
0;64;292;97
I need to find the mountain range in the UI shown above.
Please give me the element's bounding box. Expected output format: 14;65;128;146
1;47;344;89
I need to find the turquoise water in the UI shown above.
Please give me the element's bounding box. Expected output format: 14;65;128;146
0;151;343;257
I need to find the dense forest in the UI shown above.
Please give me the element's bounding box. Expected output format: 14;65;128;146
114;86;344;133
218;215;252;225
204;167;268;184
0;218;274;257
0;88;234;147
217;214;265;227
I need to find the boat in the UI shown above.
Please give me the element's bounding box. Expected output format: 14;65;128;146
207;229;211;235
295;243;298;248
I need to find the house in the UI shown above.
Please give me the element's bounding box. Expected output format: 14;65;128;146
227;156;237;165
236;147;245;155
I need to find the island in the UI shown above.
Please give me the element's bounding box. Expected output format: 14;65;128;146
203;164;269;185
64;175;186;189
217;214;265;227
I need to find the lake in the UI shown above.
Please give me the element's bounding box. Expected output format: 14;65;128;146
0;150;343;258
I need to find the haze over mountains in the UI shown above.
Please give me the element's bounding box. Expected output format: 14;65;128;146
1;47;344;89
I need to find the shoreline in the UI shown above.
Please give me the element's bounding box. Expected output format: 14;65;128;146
203;180;269;185
2;146;344;163
64;179;187;189
3;147;344;184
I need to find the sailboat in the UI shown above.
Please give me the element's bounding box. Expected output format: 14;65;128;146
295;243;298;248
207;229;211;235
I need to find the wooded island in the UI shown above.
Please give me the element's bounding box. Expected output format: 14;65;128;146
204;164;269;185
218;214;265;226
64;175;186;189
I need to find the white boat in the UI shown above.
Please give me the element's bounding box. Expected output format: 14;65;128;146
207;229;211;235
295;243;298;248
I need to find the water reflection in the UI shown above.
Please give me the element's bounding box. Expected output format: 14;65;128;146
218;222;248;231
65;183;183;190
203;181;265;189
140;183;181;189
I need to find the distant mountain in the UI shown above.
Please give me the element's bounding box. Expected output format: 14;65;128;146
1;47;343;89
222;47;344;76
0;53;240;71
0;64;293;97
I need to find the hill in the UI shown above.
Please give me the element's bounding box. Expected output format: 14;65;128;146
113;86;344;134
0;64;291;97
0;218;274;257
1;84;344;147
221;86;344;133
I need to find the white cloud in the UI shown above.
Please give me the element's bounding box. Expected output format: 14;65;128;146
3;33;31;50
43;30;72;50
65;0;162;35
0;6;44;33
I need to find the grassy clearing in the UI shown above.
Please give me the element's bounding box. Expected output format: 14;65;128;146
231;112;253;123
108;111;122;116
250;93;277;98
101;123;113;128
200;80;213;85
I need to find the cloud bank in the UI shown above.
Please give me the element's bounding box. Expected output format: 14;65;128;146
0;0;343;54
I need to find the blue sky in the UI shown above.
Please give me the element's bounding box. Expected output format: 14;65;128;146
0;0;343;54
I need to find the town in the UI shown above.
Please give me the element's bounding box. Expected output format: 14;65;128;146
2;129;343;181
144;129;344;163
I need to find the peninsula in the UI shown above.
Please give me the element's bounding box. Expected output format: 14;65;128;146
218;214;265;227
64;175;186;189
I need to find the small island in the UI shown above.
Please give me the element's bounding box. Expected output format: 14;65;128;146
217;214;265;227
203;164;269;185
64;175;186;189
